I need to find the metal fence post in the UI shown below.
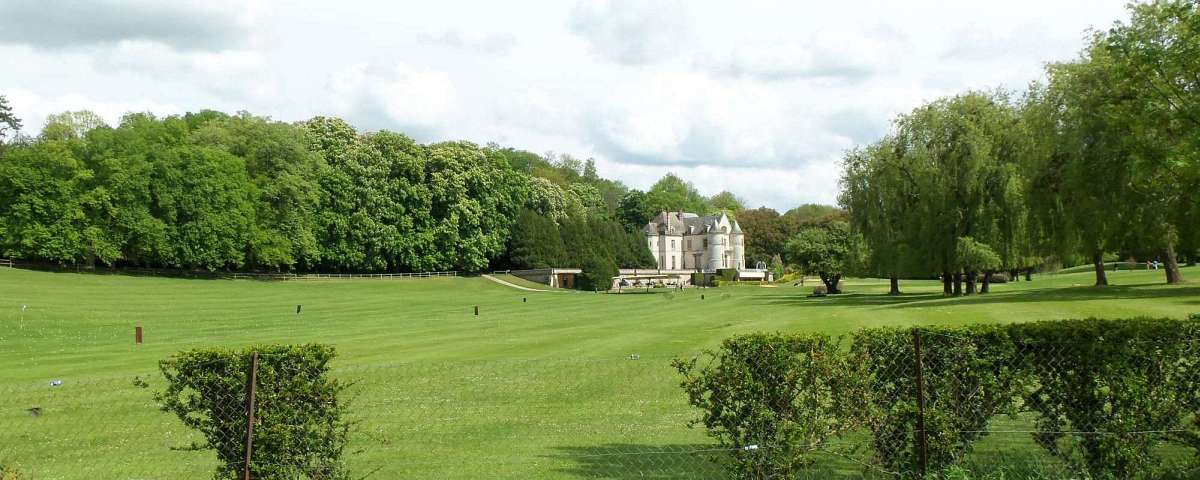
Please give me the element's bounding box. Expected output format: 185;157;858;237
243;352;260;480
912;328;929;477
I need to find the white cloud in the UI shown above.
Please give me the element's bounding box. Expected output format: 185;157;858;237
326;63;458;139
568;0;692;65
0;0;257;51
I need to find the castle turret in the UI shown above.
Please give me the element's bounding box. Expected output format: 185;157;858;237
705;226;722;271
731;220;745;269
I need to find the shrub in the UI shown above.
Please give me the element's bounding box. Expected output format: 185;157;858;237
985;272;1009;283
811;285;827;295
0;462;24;480
710;278;721;287
577;252;618;291
673;333;867;479
1009;317;1200;478
156;344;351;480
851;325;1021;475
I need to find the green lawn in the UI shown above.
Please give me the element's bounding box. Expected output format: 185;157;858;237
1;266;1198;479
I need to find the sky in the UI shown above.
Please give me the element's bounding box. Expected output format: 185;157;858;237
0;0;1132;210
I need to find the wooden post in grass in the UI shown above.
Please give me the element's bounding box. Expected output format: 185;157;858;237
912;328;928;477
243;352;260;480
474;305;479;316
135;326;143;344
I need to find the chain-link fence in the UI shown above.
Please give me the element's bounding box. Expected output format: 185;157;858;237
3;319;1200;479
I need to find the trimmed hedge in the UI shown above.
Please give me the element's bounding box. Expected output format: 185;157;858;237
675;316;1200;479
156;344;351;480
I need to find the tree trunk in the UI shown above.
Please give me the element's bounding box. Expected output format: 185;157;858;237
820;273;842;294
965;270;977;295
980;270;991;294
1163;244;1183;284
1093;253;1108;287
889;276;901;296
953;272;963;296
1023;268;1032;282
942;272;953;296
1009;269;1020;282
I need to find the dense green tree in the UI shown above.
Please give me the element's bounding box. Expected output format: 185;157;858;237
783;204;844;227
784;221;857;294
735;207;790;268
839;138;920;295
507;209;566;269
197;113;324;270
42;110;108;140
153;145;257;270
1098;0;1198;284
708;191;744;219
424;142;524;272
617;190;655;230
0;138;93;263
646;173;710;214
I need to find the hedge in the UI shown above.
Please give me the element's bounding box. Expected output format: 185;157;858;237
156;344;351;480
675;316;1200;479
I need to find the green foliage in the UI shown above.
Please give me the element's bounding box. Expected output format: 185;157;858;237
708;191;744;219
1010;318;1200;478
646;173;710;214
956;237;1001;273
0;94;21;143
673;333;867;479
852;325;1022;476
156;344;350;480
784;221;855;294
576;251;617;291
507;209;566;269
616;190;655;230
679;317;1200;479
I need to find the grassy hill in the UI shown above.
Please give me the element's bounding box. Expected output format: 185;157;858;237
1;267;1197;478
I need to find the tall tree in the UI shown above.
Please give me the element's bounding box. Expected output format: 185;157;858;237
0;95;21;143
784;221;857;294
840;138;920;295
646;173;710;214
708;191;745;219
1098;0;1198;284
617;190;655;230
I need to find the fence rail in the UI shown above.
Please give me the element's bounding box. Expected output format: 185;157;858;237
0;260;458;280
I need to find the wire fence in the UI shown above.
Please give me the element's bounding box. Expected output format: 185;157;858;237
3;326;1200;479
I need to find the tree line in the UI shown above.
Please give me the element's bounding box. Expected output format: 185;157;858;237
0;99;812;281
0;106;665;276
838;0;1199;294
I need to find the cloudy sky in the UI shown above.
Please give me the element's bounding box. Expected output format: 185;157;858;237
0;0;1131;210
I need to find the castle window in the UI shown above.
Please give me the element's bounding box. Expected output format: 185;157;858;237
671;256;676;269
687;239;691;249
670;239;675;249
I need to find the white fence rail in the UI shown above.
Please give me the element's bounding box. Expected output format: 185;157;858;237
0;258;12;268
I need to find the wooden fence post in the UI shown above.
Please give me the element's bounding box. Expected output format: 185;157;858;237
135;326;143;344
243;352;260;480
912;328;928;477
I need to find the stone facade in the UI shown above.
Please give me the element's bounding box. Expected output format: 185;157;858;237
644;211;744;272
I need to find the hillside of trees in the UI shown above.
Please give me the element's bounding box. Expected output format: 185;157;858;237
0;102;820;279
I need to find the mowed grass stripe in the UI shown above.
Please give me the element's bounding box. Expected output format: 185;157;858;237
1;266;1197;478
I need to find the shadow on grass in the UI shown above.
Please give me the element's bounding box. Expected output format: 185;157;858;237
549;444;723;479
548;444;852;479
746;282;1200;310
